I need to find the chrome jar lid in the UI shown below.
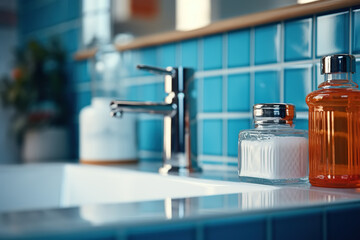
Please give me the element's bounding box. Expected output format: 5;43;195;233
253;103;295;125
321;54;356;74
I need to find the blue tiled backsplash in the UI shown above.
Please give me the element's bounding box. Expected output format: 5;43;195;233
71;7;360;168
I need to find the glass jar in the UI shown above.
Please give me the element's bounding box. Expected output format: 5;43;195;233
238;103;308;184
306;54;360;188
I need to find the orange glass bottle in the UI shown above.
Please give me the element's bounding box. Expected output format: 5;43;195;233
306;54;360;188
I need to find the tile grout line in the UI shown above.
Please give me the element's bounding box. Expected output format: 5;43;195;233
177;41;182;66
312;14;317;90
279;21;285;103
249;27;255;114
222;32;228;160
119;54;360;87
349;7;353;55
194;58;324;78
198;37;204;158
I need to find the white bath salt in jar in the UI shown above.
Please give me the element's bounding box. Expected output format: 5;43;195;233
238;103;308;184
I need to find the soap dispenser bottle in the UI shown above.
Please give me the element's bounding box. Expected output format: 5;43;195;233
79;45;137;164
306;54;360;187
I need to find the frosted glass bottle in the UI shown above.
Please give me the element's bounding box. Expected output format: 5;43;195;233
79;45;137;164
238;103;308;184
306;54;360;187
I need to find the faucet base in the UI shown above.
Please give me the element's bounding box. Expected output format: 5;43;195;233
159;164;202;175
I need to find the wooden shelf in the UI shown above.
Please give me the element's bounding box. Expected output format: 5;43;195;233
74;0;360;61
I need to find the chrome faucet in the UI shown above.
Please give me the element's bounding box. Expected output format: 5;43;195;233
110;65;201;174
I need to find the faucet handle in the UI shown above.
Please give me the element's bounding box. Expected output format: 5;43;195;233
137;65;176;77
137;65;183;93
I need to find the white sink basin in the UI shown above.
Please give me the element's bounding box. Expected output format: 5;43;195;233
0;163;277;213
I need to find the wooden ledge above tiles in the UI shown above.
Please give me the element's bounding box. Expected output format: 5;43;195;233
73;0;360;61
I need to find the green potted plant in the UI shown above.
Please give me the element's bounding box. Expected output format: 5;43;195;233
0;38;70;162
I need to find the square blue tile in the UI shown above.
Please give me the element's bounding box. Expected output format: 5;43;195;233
128;226;196;240
74;61;90;83
227;119;250;157
128;49;142;77
255;23;281;65
227;29;250;68
126;86;139;101
284;66;312;111
204;217;267;240
295;119;308;130
138;119;163;152
181;39;198;70
190;122;197;156
188;79;198;119
353;60;360;86
138;47;158;76
327;204;360;240
254;71;280;104
316;11;349;57
227;73;250;112
65;0;81;20
61;28;79;53
137;82;165;102
284;18;312;61
157;43;177;68
203;76;223;112
203;34;223;70
272;210;323;240
203;119;222;155
352;8;360;54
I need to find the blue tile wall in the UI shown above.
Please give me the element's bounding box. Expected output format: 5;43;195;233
202;119;222;156
254;71;280;104
284;66;312;111
203;34;223;70
158;43;177;68
227;30;250;68
255;23;281;65
227;73;250;112
181;39;198;70
316;11;349;57
203;76;223;112
138;119;163;152
353;8;360;54
227;119;250;157
284;18;312;61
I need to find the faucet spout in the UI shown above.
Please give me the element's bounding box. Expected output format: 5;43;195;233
110;101;177;117
110;65;200;174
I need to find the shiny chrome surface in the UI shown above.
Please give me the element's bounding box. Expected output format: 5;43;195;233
321;54;356;74
253;103;295;125
110;65;200;173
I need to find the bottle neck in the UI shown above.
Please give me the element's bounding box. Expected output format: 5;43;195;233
254;121;294;129
319;72;358;89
